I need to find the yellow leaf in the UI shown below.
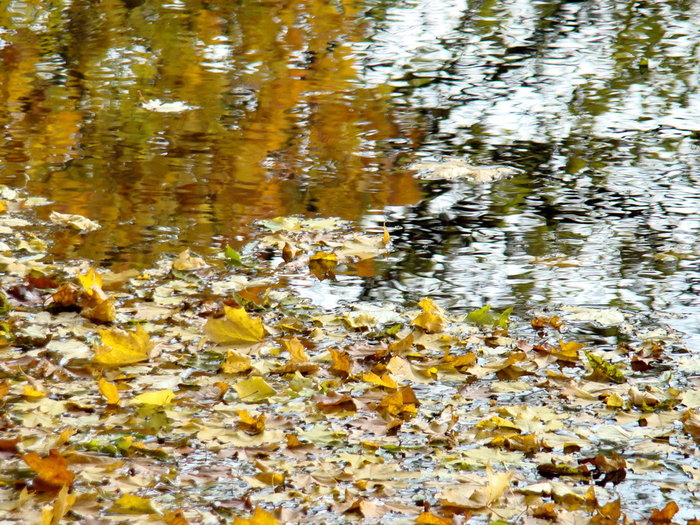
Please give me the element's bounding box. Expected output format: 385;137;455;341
221;349;252;374
411;298;447;333
237;410;266;434
23;385;47;399
416;511;452;525
329;348;353;378
163;509;190;525
232;507;279;525
93;325;153;367
234;377;276;402
49;484;76;525
112;494;158;514
78;268;107;301
129;389;175;406
362;371;397;389
205;305;265;344
382;226;390;245
283;337;310;363
253;472;285;486
98;378;120;405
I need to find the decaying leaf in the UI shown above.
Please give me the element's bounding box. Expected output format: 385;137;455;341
585;351;625;384
410;159;521;183
205;305;265;344
308;251;337;280
172;248;207;271
49;211;101;232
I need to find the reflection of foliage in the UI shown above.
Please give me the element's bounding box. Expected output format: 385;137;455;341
0;0;421;266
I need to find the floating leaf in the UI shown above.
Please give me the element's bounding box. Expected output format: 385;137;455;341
585;351;626;384
81;296;116;323
205;305;265;344
112;493;158;513
98;378;120;405
49;211;101;232
93;325;153;367
221;349;253;374
172;249;207;271
465;305;513;328
410;159;520;183
78;268;108;301
129;389;175;406
283;337;310;363
234;377;276;402
224;245;243;266
43;484;76;525
237;410;266;434
22;449;75;489
411;297;447;333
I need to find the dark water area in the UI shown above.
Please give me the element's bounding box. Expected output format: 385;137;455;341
1;0;699;343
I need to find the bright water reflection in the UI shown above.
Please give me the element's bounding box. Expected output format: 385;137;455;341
0;0;698;340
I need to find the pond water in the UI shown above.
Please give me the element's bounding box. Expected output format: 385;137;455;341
1;0;699;343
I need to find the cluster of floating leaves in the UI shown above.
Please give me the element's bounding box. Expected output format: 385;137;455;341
0;185;699;524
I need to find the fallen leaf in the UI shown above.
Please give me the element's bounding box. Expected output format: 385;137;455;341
205;305;265;344
411;298;447;333
234;377;276;402
112;493;158;513
129;389;175;406
172;248;207;271
232;506;279;525
93;325;153;367
49;211;101;232
98;378;120;405
22;449;75;490
221;349;253;374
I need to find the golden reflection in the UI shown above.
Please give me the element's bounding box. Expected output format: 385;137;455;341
0;0;423;266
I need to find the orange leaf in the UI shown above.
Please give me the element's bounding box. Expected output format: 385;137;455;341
329;348;353;378
650;501;679;524
22;449;75;489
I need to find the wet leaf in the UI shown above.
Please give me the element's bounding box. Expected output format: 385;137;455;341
49;211;101;232
172;248;207;271
205;305;265;344
78;268;108;301
98;378;120;405
234;377;276;402
329;348;353;377
221;349;253;374
415;511;452;525
224;245;243;266
283;337;310;363
112;493;158;513
130;389;175;406
649;501;679;524
465;305;512;328
410;159;520;182
439;465;512;509
22;449;75;489
411;297;447;333
585;351;625;384
44;484;76;525
93;325;153;367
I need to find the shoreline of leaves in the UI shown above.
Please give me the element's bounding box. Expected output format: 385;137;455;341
0;186;699;524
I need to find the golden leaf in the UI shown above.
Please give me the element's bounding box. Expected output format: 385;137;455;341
308;251;337;280
46;484;76;525
237;410;266;434
410;298;447;333
205;305;265;344
232;507;279;525
234;377;276;402
329;348;353;378
362;371;397;390
221;349;253;374
112;494;158;514
23;384;47;399
78;268;108;301
22;449;75;489
283;337;310;363
93;325;153;367
415;511;452;525
129;389;175;406
98;378;120;405
163;509;190;525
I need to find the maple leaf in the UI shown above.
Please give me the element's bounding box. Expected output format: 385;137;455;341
205;305;265;344
283;337;310;363
649;501;679;524
78;268;108;302
411;297;447;333
93;324;153;366
221;349;253;374
22;449;75;490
